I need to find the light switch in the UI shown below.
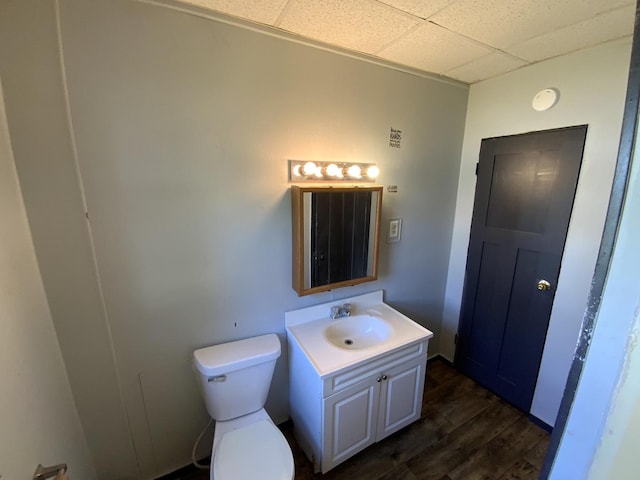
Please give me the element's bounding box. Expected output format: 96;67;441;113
387;218;402;243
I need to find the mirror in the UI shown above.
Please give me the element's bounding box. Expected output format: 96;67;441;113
291;185;382;296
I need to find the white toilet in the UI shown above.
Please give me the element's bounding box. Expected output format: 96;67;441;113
193;334;294;480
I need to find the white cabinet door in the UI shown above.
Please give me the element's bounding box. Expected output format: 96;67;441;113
322;378;379;473
376;355;426;440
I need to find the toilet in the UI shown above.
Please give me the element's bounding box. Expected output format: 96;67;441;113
193;334;294;480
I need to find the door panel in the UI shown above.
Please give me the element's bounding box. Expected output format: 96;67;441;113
456;126;587;412
322;379;378;472
376;356;426;440
486;153;559;233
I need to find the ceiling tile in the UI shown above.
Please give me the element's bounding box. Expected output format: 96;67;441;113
172;0;635;84
377;22;494;74
277;0;420;53
177;0;289;25
378;0;458;19
444;52;528;83
508;5;635;62
431;0;635;49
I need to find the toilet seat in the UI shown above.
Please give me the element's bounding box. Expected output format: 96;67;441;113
213;419;294;480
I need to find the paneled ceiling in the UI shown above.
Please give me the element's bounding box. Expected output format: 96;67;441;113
173;0;635;83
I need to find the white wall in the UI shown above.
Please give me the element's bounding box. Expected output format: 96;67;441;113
2;0;468;477
442;38;632;426
550;77;640;480
588;322;640;480
0;2;140;478
0;82;96;480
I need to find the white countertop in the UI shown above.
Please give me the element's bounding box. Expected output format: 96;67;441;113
285;291;433;377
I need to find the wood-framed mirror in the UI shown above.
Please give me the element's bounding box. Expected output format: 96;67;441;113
291;185;383;296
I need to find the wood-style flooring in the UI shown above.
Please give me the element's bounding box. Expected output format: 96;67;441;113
171;358;550;480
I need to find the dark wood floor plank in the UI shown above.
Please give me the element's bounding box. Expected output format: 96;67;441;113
376;413;452;466
425;358;460;387
523;436;551;469
495;459;540;480
422;370;499;428
405;399;521;480
438;379;498;427
447;416;548;480
318;442;396;480
377;464;419;480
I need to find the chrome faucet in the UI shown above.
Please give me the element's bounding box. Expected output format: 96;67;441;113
330;303;352;319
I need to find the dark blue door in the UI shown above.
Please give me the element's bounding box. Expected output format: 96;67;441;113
455;126;587;412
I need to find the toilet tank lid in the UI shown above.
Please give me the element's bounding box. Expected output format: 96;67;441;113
193;333;281;377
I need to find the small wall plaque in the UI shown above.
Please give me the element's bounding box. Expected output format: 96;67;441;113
389;128;402;148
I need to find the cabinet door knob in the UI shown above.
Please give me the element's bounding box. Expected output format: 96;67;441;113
376;376;382;382
381;375;388;381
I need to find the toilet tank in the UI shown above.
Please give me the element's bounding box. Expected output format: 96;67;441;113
193;334;281;421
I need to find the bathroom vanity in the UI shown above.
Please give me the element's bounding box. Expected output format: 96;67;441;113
285;291;433;473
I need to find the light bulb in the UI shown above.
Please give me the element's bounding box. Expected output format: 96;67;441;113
292;164;302;177
347;165;362;178
366;165;380;179
326;164;340;177
302;161;317;176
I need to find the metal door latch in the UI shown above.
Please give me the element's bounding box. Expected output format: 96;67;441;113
537;279;552;291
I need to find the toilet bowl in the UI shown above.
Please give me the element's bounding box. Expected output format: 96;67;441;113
212;409;293;479
193;334;294;480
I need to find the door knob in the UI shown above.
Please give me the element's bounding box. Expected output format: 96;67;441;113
537;279;551;291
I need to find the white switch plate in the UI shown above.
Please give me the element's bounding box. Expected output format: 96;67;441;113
387;218;402;243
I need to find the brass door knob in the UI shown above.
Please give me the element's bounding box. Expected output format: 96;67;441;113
537;279;551;291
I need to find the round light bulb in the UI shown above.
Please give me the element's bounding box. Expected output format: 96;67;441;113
347;165;362;178
302;161;317;175
292;164;302;177
326;163;340;177
366;165;380;179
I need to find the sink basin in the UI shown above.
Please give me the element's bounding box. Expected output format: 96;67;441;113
324;314;392;350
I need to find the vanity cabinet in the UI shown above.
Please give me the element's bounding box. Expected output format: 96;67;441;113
288;337;429;473
323;355;426;472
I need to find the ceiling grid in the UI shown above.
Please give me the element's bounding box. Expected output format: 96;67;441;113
176;0;635;83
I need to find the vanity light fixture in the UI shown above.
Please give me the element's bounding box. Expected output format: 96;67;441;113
289;160;380;182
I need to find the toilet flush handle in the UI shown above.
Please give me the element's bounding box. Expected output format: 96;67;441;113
208;375;227;383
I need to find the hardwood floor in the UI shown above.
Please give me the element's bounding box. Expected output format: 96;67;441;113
173;358;550;480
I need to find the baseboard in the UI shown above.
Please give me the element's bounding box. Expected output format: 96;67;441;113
528;414;553;433
428;353;454;366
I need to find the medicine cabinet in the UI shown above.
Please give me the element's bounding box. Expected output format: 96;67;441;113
291;185;382;296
